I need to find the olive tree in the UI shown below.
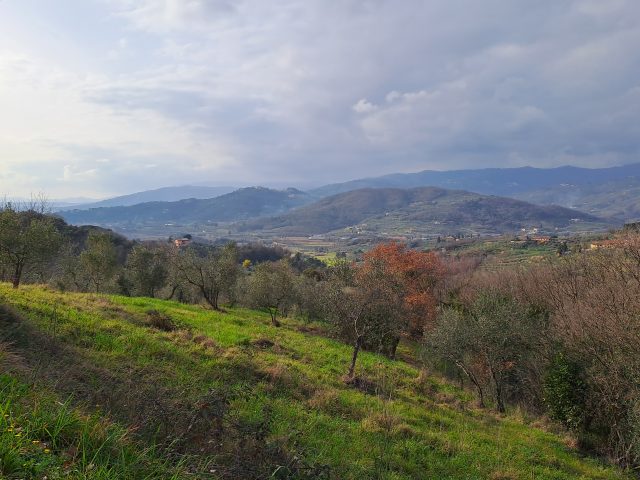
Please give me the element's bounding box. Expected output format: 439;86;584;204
125;244;169;297
425;291;543;412
79;231;119;293
245;260;296;327
172;243;239;310
324;259;404;379
0;205;62;288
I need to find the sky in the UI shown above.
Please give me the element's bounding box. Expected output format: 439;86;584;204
0;0;639;199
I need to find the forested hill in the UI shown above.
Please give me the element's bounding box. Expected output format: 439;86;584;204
60;187;311;225
239;186;610;236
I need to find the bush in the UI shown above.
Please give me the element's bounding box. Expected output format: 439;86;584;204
543;353;586;431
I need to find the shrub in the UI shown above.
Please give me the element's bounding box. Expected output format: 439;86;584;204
543;353;586;431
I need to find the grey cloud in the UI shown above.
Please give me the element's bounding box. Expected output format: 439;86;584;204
11;0;638;195
104;1;640;181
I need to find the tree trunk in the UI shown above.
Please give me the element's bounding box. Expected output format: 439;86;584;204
201;286;221;311
494;384;505;413
476;383;486;409
455;360;485;408
388;336;400;359
490;367;505;413
347;337;362;379
269;308;281;327
166;284;179;301
11;262;23;289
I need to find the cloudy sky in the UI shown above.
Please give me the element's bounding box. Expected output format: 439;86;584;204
1;0;639;198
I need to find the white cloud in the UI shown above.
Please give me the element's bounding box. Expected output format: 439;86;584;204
0;52;237;197
353;99;377;114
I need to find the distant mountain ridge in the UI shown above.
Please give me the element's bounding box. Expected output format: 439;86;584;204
60;185;237;210
311;163;640;198
60;187;311;226
57;164;639;235
237;186;610;236
512;177;640;221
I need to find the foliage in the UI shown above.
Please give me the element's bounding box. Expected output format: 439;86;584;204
543;353;587;431
325;243;442;378
0;206;62;288
124;244;169;297
426;291;545;412
361;242;443;337
79;231;119;293
171;243;239;310
519;239;640;467
245;260;296;326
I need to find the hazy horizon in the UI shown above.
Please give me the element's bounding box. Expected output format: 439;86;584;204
5;160;640;204
1;0;639;198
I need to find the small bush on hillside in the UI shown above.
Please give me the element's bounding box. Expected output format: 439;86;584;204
145;310;176;332
543;353;587;431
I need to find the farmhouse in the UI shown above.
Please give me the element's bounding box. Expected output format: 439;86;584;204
590;239;625;250
174;237;192;248
531;236;551;244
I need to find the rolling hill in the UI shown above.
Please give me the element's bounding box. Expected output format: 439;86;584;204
0;284;628;479
513;177;640;221
239;187;611;236
60;187;311;227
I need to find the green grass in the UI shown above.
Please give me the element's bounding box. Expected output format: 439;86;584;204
0;283;631;479
0;374;183;479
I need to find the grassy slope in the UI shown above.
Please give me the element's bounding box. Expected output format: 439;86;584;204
0;283;629;480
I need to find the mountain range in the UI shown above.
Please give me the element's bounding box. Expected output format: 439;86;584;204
57;163;640;238
61;187;310;226
311;163;640;200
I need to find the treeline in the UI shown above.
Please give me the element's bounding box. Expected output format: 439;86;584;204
1;204;639;470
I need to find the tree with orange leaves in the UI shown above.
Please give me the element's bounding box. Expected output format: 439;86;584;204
326;243;443;379
361;242;444;352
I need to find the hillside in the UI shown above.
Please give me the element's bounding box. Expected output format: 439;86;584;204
240;187;611;236
311;163;640;198
60;187;311;227
60;185;236;211
514;177;640;221
0;283;628;479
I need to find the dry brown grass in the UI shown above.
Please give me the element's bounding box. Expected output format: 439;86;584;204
361;410;402;433
145;309;176;331
0;341;27;373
